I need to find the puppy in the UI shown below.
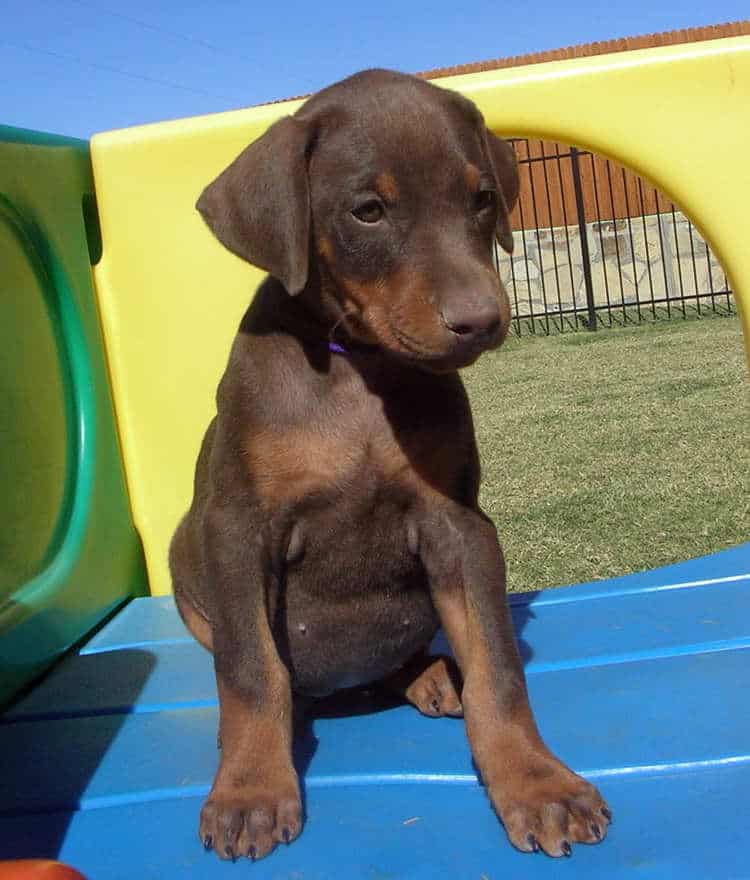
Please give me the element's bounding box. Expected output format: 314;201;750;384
170;68;610;862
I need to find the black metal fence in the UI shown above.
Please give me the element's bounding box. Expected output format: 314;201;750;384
496;140;735;335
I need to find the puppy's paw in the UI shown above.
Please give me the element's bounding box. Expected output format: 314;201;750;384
491;761;611;857
404;656;463;717
199;786;302;861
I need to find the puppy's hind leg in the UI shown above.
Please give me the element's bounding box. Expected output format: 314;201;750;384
382;651;463;718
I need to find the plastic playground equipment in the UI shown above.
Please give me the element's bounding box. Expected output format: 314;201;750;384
1;34;748;878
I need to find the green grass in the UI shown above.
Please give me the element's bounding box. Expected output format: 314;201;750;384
463;314;750;593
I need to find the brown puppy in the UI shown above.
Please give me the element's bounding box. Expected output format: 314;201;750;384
170;69;611;863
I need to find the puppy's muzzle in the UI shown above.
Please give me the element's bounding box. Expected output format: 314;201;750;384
440;296;503;352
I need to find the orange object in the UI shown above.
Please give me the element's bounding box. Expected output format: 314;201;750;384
0;861;86;880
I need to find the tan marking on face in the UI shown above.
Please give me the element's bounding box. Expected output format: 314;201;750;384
464;163;482;191
375;171;399;203
377;265;474;363
384;267;443;347
317;235;334;261
330;275;388;345
333;264;506;367
333;266;444;356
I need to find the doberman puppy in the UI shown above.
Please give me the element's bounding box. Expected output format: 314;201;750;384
170;68;611;863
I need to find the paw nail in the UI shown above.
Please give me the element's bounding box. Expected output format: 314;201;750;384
431;699;440;712
602;807;612;822
592;823;602;840
248;845;257;861
225;846;236;862
561;840;572;857
203;834;213;851
527;833;539;852
282;827;291;843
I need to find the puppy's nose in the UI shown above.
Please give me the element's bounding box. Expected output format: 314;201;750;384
441;300;501;341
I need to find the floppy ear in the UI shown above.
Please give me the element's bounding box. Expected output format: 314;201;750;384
196;115;312;295
484;132;520;254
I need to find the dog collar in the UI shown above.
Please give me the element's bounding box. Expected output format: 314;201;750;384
328;341;348;355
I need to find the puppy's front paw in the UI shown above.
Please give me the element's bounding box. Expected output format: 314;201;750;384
491;760;611;857
199;786;302;861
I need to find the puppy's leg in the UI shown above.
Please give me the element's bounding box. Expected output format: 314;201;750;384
198;506;302;862
383;652;463;717
416;506;611;857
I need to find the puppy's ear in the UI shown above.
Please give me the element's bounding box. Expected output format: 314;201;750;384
485;132;519;254
197;116;312;295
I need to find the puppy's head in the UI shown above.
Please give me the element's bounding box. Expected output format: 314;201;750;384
197;69;519;371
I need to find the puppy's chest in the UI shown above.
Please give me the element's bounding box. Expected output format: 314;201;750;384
239;377;464;695
243;395;463;507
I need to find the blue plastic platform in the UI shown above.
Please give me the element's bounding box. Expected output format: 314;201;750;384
2;544;749;879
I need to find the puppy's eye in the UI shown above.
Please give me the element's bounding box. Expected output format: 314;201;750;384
351;199;384;224
474;188;497;213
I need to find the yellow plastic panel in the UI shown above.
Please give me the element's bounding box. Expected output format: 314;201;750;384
91;36;750;595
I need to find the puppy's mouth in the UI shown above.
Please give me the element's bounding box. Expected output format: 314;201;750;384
332;292;505;371
388;323;498;371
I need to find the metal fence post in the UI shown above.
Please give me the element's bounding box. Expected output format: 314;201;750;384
570;147;597;330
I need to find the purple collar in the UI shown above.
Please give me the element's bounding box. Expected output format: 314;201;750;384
328;341;348;355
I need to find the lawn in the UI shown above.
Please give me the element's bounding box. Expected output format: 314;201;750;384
463;314;750;592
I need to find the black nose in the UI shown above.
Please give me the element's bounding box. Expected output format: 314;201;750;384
441;301;501;341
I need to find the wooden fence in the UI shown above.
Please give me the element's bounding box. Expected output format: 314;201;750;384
510;140;667;229
421;21;750;230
